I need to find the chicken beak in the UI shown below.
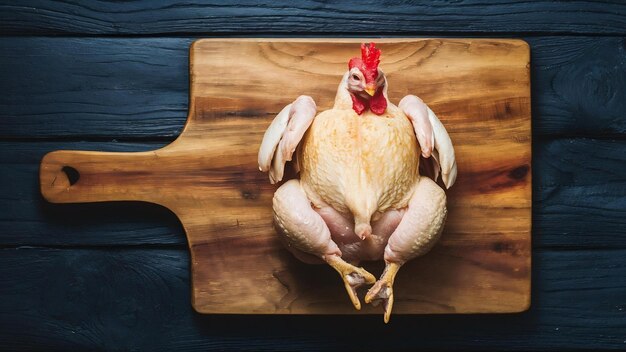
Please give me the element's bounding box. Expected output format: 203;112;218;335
364;85;377;96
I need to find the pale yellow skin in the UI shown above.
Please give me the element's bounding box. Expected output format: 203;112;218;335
258;69;457;323
299;105;419;228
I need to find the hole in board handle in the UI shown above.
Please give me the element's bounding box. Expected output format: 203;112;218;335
61;166;80;186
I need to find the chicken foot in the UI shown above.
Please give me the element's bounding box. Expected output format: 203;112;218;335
273;179;376;310
325;254;376;310
364;262;400;323
365;176;448;323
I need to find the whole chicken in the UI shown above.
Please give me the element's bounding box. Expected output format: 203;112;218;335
258;43;457;322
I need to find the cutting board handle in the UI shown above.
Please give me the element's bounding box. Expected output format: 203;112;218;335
40;149;160;204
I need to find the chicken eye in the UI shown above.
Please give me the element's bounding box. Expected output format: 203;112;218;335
352;74;360;81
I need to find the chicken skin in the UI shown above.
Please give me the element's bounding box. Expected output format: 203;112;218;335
258;43;457;322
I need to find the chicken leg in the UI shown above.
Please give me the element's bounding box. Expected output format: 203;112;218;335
273;179;376;310
365;176;448;322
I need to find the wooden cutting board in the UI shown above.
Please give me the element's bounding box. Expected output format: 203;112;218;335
40;39;531;315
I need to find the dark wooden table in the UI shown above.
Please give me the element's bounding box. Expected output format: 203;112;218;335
1;1;625;351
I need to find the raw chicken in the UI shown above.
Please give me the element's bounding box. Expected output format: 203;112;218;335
258;43;457;322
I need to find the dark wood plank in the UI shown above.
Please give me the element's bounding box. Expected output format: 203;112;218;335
0;38;191;139
531;37;626;136
535;138;626;248
1;139;624;248
1;247;625;351
1;37;625;139
1;0;625;35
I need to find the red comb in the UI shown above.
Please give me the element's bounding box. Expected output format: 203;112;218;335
348;42;381;83
361;42;381;73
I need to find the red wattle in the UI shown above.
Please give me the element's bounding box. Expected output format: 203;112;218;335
350;94;367;115
370;88;387;115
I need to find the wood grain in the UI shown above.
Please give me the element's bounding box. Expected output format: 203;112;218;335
39;39;531;314
1;0;625;35
3;37;624;139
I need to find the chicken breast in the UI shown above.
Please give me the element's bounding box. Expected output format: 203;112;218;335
299;105;419;238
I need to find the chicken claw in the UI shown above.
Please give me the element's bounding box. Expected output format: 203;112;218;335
364;262;400;323
325;254;376;310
